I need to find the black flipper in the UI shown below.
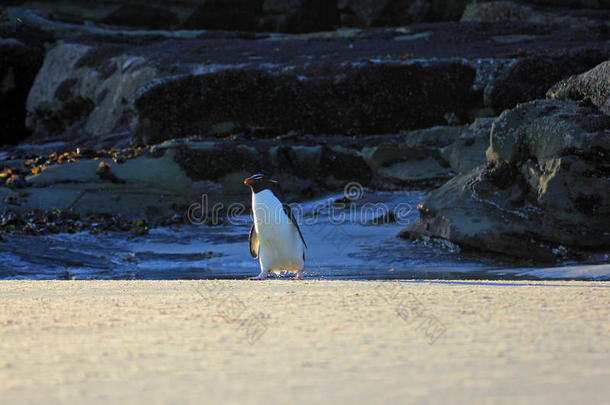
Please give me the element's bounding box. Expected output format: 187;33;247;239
282;203;307;248
249;224;259;258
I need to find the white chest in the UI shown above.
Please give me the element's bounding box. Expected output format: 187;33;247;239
252;190;291;238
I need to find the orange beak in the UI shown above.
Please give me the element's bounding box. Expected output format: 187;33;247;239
244;177;253;185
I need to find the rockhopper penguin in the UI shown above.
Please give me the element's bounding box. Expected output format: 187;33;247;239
244;174;307;280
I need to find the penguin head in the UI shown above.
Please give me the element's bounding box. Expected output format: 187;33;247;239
244;174;280;194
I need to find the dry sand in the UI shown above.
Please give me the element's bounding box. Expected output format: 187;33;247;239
0;280;608;405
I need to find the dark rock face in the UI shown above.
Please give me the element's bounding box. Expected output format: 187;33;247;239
5;0;609;33
484;49;609;113
171;140;372;189
134;63;477;144
100;5;181;30
521;0;610;7
2;0;466;33
182;0;265;32
547;60;610;115
404;99;610;261
261;0;340;33
462;1;610;24
0;24;48;144
13;4;607;148
338;0;471;27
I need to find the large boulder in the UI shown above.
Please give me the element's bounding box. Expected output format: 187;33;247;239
547;60;610;115
25;42;161;147
403;99;610;261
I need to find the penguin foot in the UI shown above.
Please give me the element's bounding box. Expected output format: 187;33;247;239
292;272;304;280
248;273;267;280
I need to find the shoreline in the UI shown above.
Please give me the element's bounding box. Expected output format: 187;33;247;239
1;280;608;404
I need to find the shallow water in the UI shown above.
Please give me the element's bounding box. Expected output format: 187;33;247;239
1;191;608;280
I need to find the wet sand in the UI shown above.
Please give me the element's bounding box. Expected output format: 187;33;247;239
0;280;608;404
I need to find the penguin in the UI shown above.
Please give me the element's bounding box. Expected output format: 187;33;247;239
244;174;307;280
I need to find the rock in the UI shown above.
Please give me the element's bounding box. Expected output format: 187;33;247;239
461;1;610;26
547;60;610;115
25;42;159;146
377;157;451;185
6;175;27;189
1;124;501;219
23;29;488;147
3;194;21;206
13;147;226;218
134;62;478;144
404;99;610;261
181;0;265;31
462;2;546;23
441;118;493;173
0;33;45;144
484;49;609;113
403;125;465;149
170;139;372;195
362;143;414;172
2;0;476;33
362;126;463;186
2;136;374;218
12;6;608;147
338;0;471;27
261;0;339;33
95;161;125;184
521;1;610;7
486;99;610;165
100;4;181;30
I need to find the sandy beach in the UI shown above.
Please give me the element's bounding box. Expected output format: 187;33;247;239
0;280;608;404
